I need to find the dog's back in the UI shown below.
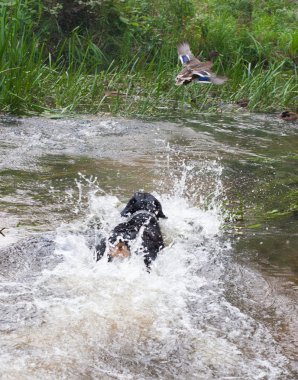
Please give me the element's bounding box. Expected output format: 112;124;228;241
96;192;166;269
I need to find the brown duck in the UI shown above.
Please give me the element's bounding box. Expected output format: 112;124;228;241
280;111;298;121
176;42;228;86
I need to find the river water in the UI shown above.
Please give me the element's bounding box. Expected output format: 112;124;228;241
0;113;297;379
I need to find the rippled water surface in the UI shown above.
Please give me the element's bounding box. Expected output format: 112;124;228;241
0;113;297;379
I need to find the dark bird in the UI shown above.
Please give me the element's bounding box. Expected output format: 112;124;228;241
176;42;228;86
279;111;298;122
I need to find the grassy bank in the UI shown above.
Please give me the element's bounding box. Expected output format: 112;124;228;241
0;0;297;116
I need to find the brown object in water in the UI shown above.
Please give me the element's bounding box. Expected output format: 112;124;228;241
279;111;298;121
109;242;131;258
0;228;6;237
236;99;249;107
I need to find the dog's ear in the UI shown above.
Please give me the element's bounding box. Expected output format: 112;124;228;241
120;196;136;217
154;200;167;219
121;192;144;216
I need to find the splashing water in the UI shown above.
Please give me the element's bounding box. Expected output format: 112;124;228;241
0;161;291;380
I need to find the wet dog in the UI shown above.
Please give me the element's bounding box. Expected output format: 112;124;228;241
96;192;166;269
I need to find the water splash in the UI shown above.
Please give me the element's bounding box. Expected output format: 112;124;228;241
0;159;291;379
1;112;297;378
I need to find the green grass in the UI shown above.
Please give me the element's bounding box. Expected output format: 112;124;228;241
0;0;297;116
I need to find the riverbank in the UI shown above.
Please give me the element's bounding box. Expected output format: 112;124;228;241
0;0;297;116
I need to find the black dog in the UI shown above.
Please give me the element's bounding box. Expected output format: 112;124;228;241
96;192;166;269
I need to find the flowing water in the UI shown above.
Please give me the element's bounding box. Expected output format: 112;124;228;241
0;113;297;379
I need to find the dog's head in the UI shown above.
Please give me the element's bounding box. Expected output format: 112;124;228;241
121;192;167;219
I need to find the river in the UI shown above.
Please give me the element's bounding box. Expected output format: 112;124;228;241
0;113;297;379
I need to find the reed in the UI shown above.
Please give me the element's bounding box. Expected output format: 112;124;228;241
0;0;297;116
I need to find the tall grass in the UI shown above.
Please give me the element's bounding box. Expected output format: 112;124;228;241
228;60;297;110
0;0;297;116
0;1;43;112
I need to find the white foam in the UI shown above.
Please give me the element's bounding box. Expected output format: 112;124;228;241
0;168;290;379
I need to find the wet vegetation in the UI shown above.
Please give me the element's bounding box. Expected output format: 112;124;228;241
0;0;297;116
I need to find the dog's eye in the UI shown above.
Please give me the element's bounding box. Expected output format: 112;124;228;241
128;198;136;206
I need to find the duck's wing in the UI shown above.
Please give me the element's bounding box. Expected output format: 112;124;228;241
209;75;228;85
176;61;214;85
188;60;213;73
178;42;195;65
193;68;228;85
176;67;228;85
188;59;228;85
